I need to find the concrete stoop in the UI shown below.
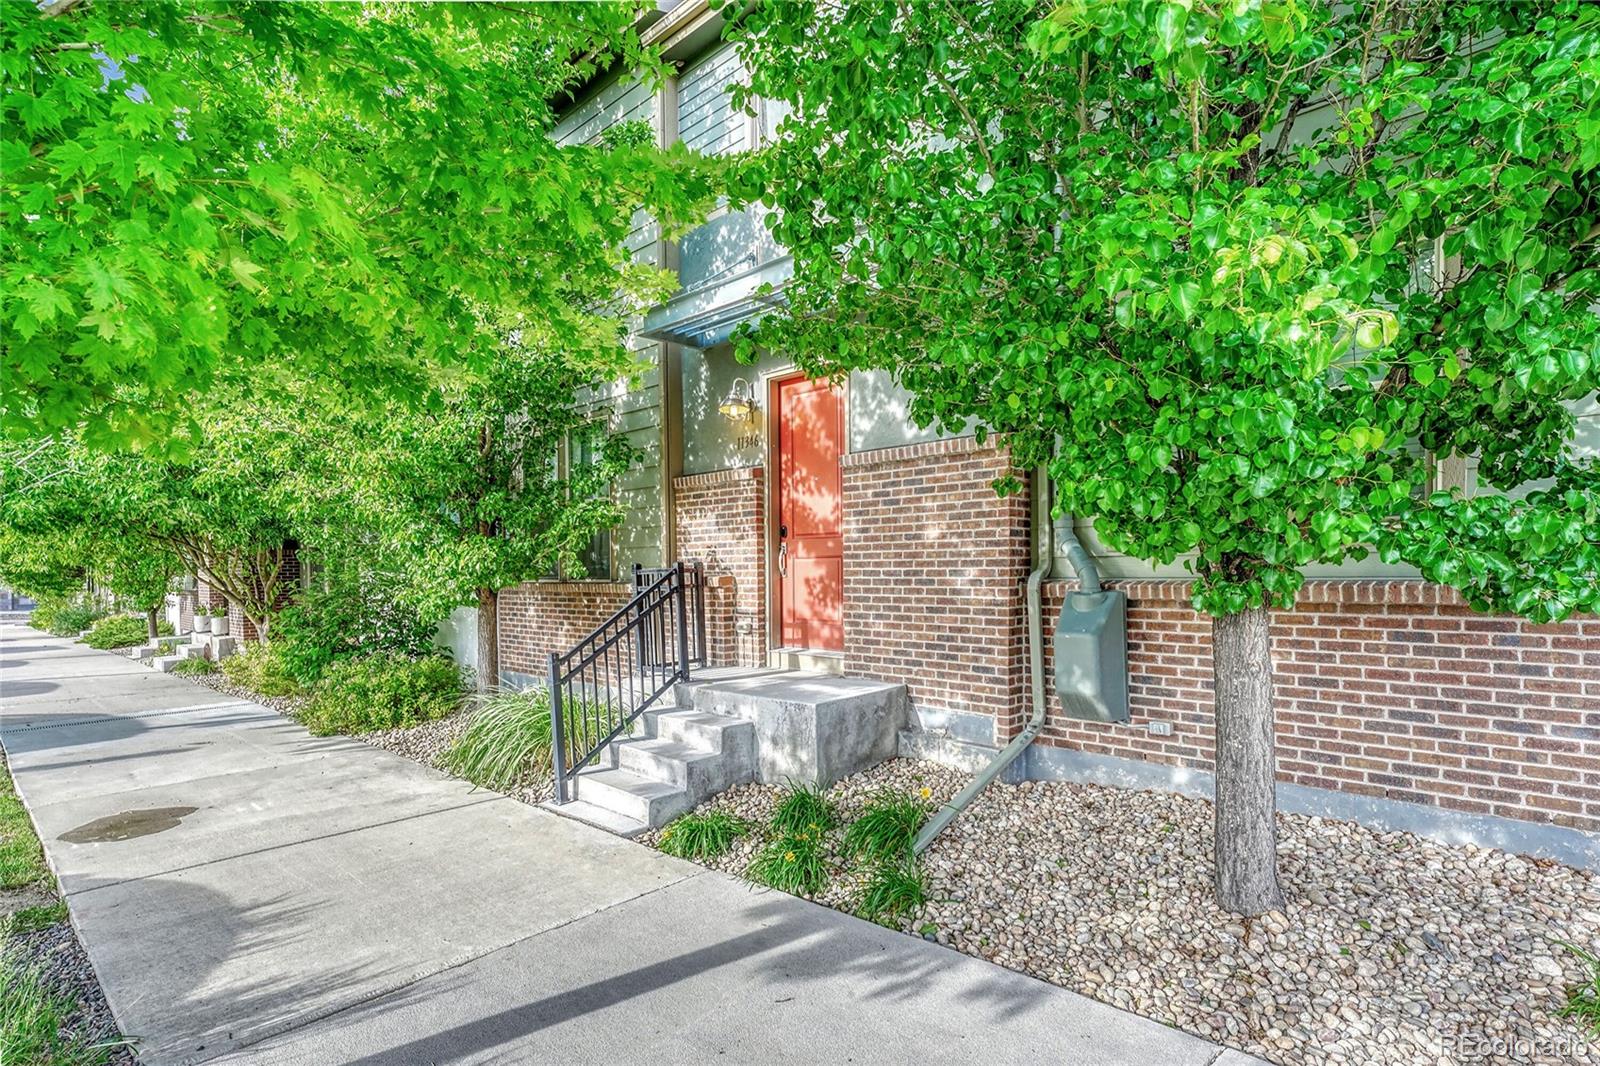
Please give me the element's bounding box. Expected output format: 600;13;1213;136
146;631;238;672
129;635;185;660
544;669;908;837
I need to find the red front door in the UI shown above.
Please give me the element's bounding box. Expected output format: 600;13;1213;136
774;375;844;652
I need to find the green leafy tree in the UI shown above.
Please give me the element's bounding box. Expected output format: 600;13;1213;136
93;539;180;640
324;335;645;690
728;0;1600;913
3;0;713;449
1;416;300;638
0;526;87;603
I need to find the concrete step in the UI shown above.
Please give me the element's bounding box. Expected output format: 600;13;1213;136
539;798;647;839
571;768;693;826
645;707;756;756
613;737;727;792
211;636;239;660
152;655;185;673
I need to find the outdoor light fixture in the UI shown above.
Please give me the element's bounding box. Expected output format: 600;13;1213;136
719;377;757;422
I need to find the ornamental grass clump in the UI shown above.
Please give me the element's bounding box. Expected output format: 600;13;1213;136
856;859;928;927
443;688;586;792
768;783;837;837
745;830;829;897
659;811;751;862
842;790;928;863
1559;941;1600;1036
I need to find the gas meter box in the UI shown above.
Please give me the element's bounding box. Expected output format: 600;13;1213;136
1052;589;1129;723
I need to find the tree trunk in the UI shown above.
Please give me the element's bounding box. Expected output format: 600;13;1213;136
477;586;499;692
145;607;159;641
1212;603;1285;915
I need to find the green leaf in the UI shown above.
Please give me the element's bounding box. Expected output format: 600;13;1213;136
1170;280;1201;321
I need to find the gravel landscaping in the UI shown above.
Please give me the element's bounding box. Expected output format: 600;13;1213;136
4;919;135;1065
645;757;1600;1066
186;672;307;717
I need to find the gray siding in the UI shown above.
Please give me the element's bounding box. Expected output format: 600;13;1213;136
552;74;666;573
677;44;749;157
553;75;660;264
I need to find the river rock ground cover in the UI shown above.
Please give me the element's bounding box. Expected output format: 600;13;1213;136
645;757;1598;1066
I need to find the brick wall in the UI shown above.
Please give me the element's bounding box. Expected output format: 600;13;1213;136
1038;579;1600;832
840;437;1032;731
498;581;633;680
674;468;767;668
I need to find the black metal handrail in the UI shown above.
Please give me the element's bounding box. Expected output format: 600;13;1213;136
633;561;707;668
548;560;704;805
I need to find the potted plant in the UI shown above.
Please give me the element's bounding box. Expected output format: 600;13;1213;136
210;605;229;637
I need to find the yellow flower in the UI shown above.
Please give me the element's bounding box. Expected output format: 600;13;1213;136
784;851;796;862
919;787;932;800
797;832;809;842
808;822;820;832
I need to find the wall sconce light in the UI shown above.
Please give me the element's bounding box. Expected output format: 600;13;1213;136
719;377;757;422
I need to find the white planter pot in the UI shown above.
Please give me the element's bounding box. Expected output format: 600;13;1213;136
211;615;229;637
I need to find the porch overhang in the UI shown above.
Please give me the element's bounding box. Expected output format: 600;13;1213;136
638;255;793;349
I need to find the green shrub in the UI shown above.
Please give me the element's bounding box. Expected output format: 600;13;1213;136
270;564;436;686
443;688;588;791
769;783;837;837
31;599;106;638
82;614;171;650
221;643;303;697
746;830;829;896
171;657;216;676
856;859;928;926
1560;941;1600;1036
298;652;464;736
659;811;751;861
842;791;928;863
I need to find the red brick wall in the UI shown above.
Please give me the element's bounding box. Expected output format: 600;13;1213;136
192;546;302;643
1039;579;1600;832
674;468;767;668
840;437;1032;730
498;581;633;680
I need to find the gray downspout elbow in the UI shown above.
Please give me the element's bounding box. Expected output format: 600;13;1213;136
1056;511;1101;596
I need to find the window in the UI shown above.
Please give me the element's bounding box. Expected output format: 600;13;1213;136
546;423;615;582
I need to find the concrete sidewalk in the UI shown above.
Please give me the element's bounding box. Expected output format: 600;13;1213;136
1;624;1262;1065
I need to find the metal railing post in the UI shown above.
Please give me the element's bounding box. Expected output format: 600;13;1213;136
674;560;691;681
692;560;707;666
632;564;646;677
548;652;568;804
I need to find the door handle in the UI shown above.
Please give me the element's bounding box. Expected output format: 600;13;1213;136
777;540;789;577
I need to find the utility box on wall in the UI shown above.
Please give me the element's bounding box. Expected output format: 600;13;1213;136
1053;589;1130;723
